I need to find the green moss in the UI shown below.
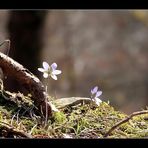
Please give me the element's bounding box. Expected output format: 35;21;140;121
31;128;47;135
0;84;148;138
21;118;35;130
52;112;67;124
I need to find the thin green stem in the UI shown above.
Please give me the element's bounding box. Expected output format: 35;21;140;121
45;80;49;126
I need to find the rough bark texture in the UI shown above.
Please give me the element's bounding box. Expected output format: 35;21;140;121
0;51;52;117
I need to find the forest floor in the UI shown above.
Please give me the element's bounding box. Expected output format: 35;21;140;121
0;80;148;138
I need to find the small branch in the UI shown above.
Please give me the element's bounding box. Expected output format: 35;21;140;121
104;110;148;137
0;121;32;138
0;51;52;118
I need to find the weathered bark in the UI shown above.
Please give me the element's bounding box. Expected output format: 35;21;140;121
0;51;52;117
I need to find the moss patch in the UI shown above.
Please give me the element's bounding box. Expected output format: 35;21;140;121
0;81;148;138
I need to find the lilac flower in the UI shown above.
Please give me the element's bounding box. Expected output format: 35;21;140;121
90;86;102;106
38;62;62;80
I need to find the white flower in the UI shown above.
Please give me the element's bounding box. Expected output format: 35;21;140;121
38;62;62;80
93;97;102;106
90;86;102;106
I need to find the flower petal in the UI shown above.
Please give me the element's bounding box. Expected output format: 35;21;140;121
94;98;102;106
52;70;62;75
51;74;57;80
43;62;49;70
91;86;98;94
38;68;45;72
96;91;102;98
51;63;57;70
43;73;48;78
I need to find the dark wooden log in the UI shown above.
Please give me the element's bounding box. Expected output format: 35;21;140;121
0;51;52;117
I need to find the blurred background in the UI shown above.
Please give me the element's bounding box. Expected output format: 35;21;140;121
0;10;148;114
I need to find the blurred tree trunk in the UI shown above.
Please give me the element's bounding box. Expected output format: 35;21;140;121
5;10;47;92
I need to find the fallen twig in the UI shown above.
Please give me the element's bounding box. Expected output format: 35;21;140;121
0;51;52;117
104;110;148;137
0;121;32;138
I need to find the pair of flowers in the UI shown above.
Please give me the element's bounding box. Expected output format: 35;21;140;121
38;62;102;106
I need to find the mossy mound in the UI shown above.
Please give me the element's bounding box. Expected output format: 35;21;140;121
0;87;148;138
